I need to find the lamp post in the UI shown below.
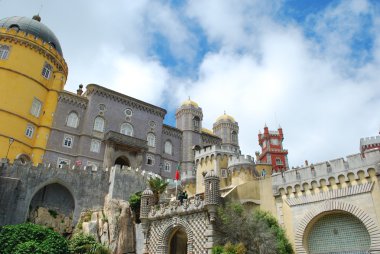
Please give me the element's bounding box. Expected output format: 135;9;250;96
5;138;14;160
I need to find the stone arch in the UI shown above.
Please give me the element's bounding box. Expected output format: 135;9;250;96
15;153;31;164
115;156;130;167
157;217;195;254
295;200;380;253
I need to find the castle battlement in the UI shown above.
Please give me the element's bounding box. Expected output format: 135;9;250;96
272;149;380;195
148;196;205;220
194;144;238;160
228;154;255;168
360;135;380;146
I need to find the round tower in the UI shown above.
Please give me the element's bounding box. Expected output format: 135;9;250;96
175;98;203;185
0;16;68;164
213;112;239;150
140;187;154;254
204;169;220;222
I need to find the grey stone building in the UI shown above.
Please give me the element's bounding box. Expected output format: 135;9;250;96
44;84;237;182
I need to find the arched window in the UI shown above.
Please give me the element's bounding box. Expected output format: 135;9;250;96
67;112;79;128
276;158;283;165
25;125;34;138
41;62;53;79
193;116;200;131
147;133;156;147
164;162;171;172
93;116;105;132
231;131;237;143
120;123;133;136
0;45;10;60
164;141;173;155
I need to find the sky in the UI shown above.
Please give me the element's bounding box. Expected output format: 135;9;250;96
1;0;379;167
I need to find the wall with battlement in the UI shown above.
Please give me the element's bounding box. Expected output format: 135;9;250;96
194;144;238;161
272;150;380;195
0;158;148;226
227;154;254;169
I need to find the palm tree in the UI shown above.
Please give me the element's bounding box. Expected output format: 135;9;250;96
147;177;168;204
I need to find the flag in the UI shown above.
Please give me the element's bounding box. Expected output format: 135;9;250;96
175;163;180;181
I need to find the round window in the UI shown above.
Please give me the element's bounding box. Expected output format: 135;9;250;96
124;108;133;117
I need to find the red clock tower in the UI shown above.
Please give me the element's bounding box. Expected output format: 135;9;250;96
256;125;289;173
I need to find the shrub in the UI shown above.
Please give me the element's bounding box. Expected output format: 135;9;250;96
0;223;69;254
69;233;109;254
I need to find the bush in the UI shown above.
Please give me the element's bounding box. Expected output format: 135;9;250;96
0;223;69;254
129;191;142;223
69;233;109;254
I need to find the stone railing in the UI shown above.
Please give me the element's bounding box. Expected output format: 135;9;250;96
195;144;238;160
104;131;148;150
148;196;205;219
272;150;380;195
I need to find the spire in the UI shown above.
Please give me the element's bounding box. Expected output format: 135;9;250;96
32;14;41;22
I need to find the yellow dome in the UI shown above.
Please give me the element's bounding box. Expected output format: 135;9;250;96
216;112;235;122
201;128;214;135
181;98;199;108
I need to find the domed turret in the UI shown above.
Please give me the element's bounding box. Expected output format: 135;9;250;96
181;98;199;108
215;112;235;123
213;112;239;148
0;16;63;56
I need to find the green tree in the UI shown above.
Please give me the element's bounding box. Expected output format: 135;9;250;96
147;177;168;204
69;233;109;254
129;191;142;223
214;203;277;254
0;223;69;254
253;210;294;254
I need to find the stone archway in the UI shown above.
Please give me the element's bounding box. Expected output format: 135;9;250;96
28;183;75;235
295;200;380;253
115;156;130;167
169;227;188;254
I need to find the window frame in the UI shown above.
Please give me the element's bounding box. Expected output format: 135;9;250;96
57;157;70;169
30;98;42;117
66;112;79;128
93;116;105;132
25;124;34;138
147;133;156;147
63;134;74;148
120;122;133;136
193;116;200;131
146;154;154;166
164;161;171;172
0;45;10;60
164;140;173;155
90;139;101;153
41;62;53;79
276;158;283;165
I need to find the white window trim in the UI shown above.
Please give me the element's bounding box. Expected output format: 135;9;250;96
164;140;173;155
147;133;156;147
276;158;283;165
90;139;101;153
164;161;171;172
30;98;42;117
124;108;133;117
63;134;74;148
93;116;105;132
120;122;133;136
0;45;10;60
67;112;79;128
25;124;34;138
42;62;53;79
86;161;99;171
57;157;70;168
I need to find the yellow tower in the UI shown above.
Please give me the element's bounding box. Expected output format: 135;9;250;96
0;16;68;164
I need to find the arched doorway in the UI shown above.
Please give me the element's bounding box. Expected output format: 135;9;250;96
307;212;370;254
115;156;130;167
28;183;75;235
169;227;188;254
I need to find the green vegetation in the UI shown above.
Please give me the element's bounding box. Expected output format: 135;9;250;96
0;223;69;254
48;209;59;218
0;223;110;254
128;191;142;223
147;177;168;204
69;233;109;254
214;203;294;254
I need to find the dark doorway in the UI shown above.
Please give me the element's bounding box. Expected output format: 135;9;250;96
169;227;188;254
114;156;130;167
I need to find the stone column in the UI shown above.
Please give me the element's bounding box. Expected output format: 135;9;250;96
103;142;115;169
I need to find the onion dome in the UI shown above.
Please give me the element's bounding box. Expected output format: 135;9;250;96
201;128;214;135
216;112;235;123
0;16;63;56
181;97;199;108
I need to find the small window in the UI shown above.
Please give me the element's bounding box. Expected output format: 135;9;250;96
94;116;105;132
25;125;34;138
146;155;154;166
67;112;79;128
41;62;53;79
231;131;237;143
124;108;133;117
271;139;279;145
276;158;283;165
120;123;133;136
86;161;99;171
30;98;42;117
193;116;200;131
57;158;70;168
164;162;171;172
99;104;106;111
90;139;101;153
0;45;10;60
221;169;227;178
147;133;156;147
63;134;73;148
164;141;173;155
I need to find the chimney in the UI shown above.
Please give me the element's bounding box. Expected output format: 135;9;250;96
77;84;83;96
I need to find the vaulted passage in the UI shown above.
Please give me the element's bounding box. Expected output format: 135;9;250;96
169;227;188;254
115;156;130;167
307;212;370;254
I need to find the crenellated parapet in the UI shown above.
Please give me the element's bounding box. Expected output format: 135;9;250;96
360;135;380;154
228;154;254;168
194;144;238;162
0;27;68;75
148;197;205;220
272;150;380;196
